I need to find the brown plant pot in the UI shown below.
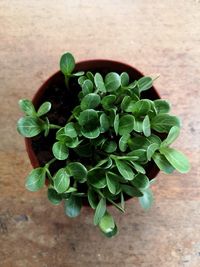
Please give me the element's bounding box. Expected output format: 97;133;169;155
25;59;160;204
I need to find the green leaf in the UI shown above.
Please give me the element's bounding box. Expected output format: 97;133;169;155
87;169;106;188
72;71;85;77
78;109;99;128
94;198;106;225
115;159;135;180
18;99;36;116
100;113;110;133
94;73;106;93
127;149;147;162
37;102;51;117
129;135;162;151
60;52;75;75
73;141;92;158
147;143;159;161
130;162;146;174
131;173;149;189
133;117;143;133
80;93;101;110
105;72;121;92
47;188;62;205
88;188;98;209
67;162;87;182
143;115;151;137
121;184;143;197
17;117;44;137
121;95;131;111
101;95;116;110
137;77;153;93
139;188;153;209
118;115;134;135
119;134;130;152
52;142;69;160
86;71;94;82
132;100;151;116
102;140;117;153
64;195;82;218
82;79;94;95
54;168;70;193
114;114;119;135
106;173;120;194
101;224;118;238
99;212;115;234
120;72;129;87
154;99;170;113
152;153;175;174
161;126;180;147
25;167;46;192
160;147;190;173
64;122;77;138
65;136;80;148
81;127;100;139
151;114;180;133
78;76;87;85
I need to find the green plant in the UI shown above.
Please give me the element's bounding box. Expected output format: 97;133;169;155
17;52;190;237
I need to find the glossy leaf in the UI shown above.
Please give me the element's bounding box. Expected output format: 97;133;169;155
114;114;119;135
118;115;134;135
151;114;180;133
64;122;77;138
87;168;107;188
64;195;82;218
106;173;120;194
130;162;146;174
82;79;94;95
154;99;170;113
119;133;130;152
25;167;46;192
80;93;101;110
54;168;70;193
101;95;116;110
102;140;117;153
137;77;153;92
81;127;100;139
132;100;151;116
121;184;143;197
147;143;159;161
37;102;51;117
105;72;121;92
60;52;75;75
143;115;151;137
120;72;129;87
47;188;62;205
115;159;135;180
152;153;175;174
88;188;99;209
133;118;143;133
161;126;180;147
67;162;87;182
99;212;115;234
17;117;43;137
131;173;149;189
19;99;36;116
78;109;98;128
94;73;106;93
52;141;69;160
100;113;110;133
94;198;106;225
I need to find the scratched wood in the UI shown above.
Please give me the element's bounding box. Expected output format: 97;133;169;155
0;0;200;266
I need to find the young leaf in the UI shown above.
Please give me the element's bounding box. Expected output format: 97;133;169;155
78;76;87;86
64;122;77;138
118;115;134;135
88;188;99;209
105;72;121;92
25;167;46;192
154;99;170;113
120;72;129;87
152;153;175;174
17;117;44;137
80;93;101;110
37;102;51;117
131;173;149;189
147;143;159;161
115;159;135;180
143;115;151;137
161;126;180;147
160;147;190;173
47;188;62;205
64;195;82;218
132;100;151;116
101;95;116;110
114;114;119;135
60;52;75;75
151;114;180;133
99;212;115;234
72;71;85;77
121;184;143;197
119;133;130;152
137;77;153;93
82;79;94;95
19;99;36;116
100;113;110;133
52;142;69;160
94;73;106;93
67;162;87;182
54;168;70;193
94;198;106;225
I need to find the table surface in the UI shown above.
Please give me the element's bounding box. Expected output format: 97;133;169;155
0;0;200;266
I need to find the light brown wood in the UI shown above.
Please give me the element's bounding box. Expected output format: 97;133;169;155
0;0;200;266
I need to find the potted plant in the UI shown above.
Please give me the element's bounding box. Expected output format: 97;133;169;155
17;52;190;237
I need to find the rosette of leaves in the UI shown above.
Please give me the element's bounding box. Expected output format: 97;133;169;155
17;52;190;237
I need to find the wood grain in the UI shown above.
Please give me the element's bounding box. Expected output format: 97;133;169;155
0;0;200;266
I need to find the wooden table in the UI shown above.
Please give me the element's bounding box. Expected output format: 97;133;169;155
0;1;199;266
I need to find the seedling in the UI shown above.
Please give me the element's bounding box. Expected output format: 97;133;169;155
17;52;190;237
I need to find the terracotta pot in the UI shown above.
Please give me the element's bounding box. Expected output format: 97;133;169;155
25;59;160;190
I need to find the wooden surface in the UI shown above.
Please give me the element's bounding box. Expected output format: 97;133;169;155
0;0;200;266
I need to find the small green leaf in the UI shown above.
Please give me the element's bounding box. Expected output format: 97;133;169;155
115;159;135;180
105;72;121;92
67;162;87;182
154;99;170;113
64;122;77;138
102;140;117;153
118;115;134;135
17;117;44;137
120;72;129;87
54;168;70;193
82;79;94;95
78;76;87;85
94;73;106;92
133;117;143;133
47;188;62;205
101;224;118;238
86;71;94;82
160;147;190;173
137;77;153;93
131;173;149;189
25;167;46;192
161;126;180;147
72;71;85;77
139;188;153;209
147;143;159;161
121;95;131;111
106;173;120;194
152;153;175;174
151;114;180;133
94;198;106;225
37;102;51;117
99;212;115;234
19;99;36;116
143;115;151;137
121;184;143;197
60;52;75;75
132;100;151;116
127;149;147;162
119;134;130;152
114;114;119;135
81;127;100;139
78;109;99;128
87;169;106;188
101;95;116;110
64;195;82;218
100;113;110;133
88;188;98;209
130;162;146;174
52;142;69;160
80;93;101;110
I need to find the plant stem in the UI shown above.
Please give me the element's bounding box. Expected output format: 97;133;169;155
107;198;125;213
46;158;57;167
65;76;69;88
67;114;74;123
49;124;61;129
